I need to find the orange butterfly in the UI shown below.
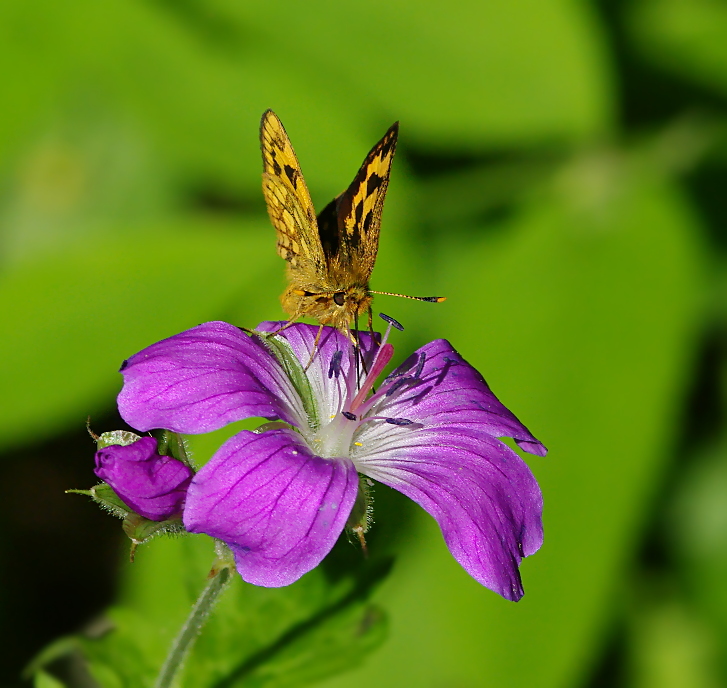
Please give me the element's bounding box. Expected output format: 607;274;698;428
260;110;444;343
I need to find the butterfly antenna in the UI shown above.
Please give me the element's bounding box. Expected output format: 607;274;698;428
369;291;446;303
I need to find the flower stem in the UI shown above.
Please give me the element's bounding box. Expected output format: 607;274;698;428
154;556;233;688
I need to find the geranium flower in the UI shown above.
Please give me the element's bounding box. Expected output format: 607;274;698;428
117;320;546;601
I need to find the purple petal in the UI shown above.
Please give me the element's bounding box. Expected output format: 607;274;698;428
374;339;547;456
354;426;543;601
183;428;359;587
118;322;305;434
94;437;193;521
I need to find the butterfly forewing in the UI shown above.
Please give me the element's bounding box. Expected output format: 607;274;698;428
260;110;326;275
325;123;398;283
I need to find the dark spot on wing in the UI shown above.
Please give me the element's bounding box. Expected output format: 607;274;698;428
272;159;282;176
355;201;364;225
348;225;361;248
317;197;340;258
363;210;373;231
366;172;383;195
284;164;298;188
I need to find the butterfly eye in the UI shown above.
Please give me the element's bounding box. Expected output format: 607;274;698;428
333;292;346;306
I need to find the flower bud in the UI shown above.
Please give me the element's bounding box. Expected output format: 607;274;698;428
94;436;193;521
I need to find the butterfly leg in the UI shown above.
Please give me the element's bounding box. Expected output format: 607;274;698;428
270;318;300;336
303;324;325;372
351;316;363;387
352;314;377;391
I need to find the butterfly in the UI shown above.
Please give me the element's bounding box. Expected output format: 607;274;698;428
260;109;443;343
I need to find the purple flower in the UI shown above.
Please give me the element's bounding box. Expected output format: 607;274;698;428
118;321;546;600
94;436;193;521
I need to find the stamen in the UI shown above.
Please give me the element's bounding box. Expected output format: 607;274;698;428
379;313;404;331
358;415;416;427
342;411;357;421
385;376;411;397
328;350;343;379
414;351;426;378
383;352;418;384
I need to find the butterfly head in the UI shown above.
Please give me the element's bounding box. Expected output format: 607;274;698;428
283;283;373;333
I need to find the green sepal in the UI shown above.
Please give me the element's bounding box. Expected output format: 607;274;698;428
95;430;141;449
66;483;131;518
346;474;375;552
254;329;319;430
122;512;186;562
66;487;187;560
152;428;193;468
253;420;294;434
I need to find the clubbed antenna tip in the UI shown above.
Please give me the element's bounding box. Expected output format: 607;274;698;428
369;290;446;303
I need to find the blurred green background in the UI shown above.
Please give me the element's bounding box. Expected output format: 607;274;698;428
3;0;727;685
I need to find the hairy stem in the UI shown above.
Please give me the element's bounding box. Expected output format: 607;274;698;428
154;557;232;688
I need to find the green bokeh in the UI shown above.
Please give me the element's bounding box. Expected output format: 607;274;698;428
2;1;724;687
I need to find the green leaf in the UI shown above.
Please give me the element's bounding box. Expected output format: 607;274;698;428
181;554;391;688
34;671;67;688
78;607;163;687
222;603;387;688
24;636;79;684
36;534;391;688
630;0;727;97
